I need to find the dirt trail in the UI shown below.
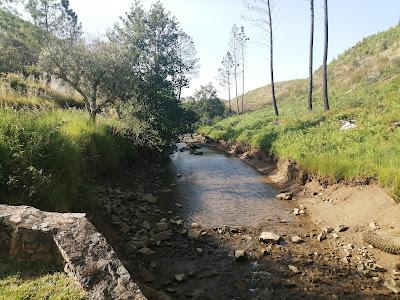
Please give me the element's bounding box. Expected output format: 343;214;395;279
90;139;400;299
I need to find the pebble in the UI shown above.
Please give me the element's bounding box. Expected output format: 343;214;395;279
317;232;327;242
234;250;247;261
288;265;300;274
174;273;186;282
292;236;303;244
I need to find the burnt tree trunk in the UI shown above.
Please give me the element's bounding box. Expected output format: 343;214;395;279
308;0;314;112
267;0;279;116
323;0;330;111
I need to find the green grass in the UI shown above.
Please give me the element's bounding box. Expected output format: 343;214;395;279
0;260;86;300
201;24;400;199
0;108;139;212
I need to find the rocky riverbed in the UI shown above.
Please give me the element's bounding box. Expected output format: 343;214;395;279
90;149;400;299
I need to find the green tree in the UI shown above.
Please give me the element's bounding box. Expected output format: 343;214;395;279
39;39;126;120
183;83;227;125
109;0;193;144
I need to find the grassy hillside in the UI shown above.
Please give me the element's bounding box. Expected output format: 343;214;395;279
201;24;400;199
0;9;44;73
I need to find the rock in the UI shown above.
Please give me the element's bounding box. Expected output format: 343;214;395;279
292;236;303;244
369;222;379;231
317;232;327;242
384;278;400;294
142;221;151;230
174;273;186;282
191;222;200;229
153;230;173;242
323;227;334;234
155;222;169;232
138;247;154;255
372;276;381;282
293;208;300;216
340;120;357;130
142;193;158;204
332;233;339;239
188;229;202;240
335;225;349;233
288;265;300;274
276;192;293;200
341;257;349;264
149;261;157;269
234;250;247;261
259;232;281;244
176;173;182;178
139;265;155;282
196;248;203;254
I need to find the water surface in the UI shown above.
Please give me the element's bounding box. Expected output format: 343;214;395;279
169;145;291;228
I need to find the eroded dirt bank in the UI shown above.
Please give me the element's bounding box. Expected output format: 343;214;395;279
91;137;400;299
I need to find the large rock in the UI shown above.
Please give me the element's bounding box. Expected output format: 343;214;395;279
259;232;281;243
0;205;146;300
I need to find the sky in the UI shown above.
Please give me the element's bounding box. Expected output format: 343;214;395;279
68;0;400;98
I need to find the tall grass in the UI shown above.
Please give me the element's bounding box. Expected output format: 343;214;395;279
0;108;138;212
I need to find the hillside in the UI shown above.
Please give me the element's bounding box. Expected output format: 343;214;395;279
235;24;400;112
201;24;400;198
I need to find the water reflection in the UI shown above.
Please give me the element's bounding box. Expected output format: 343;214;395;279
169;145;291;228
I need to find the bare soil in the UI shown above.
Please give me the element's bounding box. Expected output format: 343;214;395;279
90;139;400;299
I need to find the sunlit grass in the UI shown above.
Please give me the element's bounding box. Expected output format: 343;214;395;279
0;261;86;300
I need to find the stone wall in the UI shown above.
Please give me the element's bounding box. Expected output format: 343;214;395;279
0;205;147;300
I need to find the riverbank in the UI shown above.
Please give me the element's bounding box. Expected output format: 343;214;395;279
202;136;400;293
87;140;399;299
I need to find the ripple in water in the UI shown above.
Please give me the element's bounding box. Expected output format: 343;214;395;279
169;145;292;228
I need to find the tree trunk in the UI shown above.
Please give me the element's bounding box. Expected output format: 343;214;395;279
234;55;239;114
241;46;245;113
228;74;232;115
323;0;330;111
178;85;182;102
308;0;314;112
268;0;279;116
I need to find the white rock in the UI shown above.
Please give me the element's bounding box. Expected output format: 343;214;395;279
188;229;202;240
259;232;281;243
292;236;303;244
174;274;186;282
288;265;300;274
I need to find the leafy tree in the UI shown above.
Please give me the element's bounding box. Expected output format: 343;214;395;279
183;83;227;125
39;39;126;120
109;0;193;144
176;31;199;102
218;51;234;115
25;0;81;40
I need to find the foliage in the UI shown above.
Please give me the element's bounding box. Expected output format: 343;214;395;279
0;260;86;300
109;0;197;145
200;24;400;199
183;83;228;126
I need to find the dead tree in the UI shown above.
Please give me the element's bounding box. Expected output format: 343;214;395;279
308;0;314;112
323;0;330;111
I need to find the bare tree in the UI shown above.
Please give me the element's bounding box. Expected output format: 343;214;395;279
308;0;314;112
323;0;330;111
245;0;279;116
230;25;241;114
218;51;234;115
239;26;249;113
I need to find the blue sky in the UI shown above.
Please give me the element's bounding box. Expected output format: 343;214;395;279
69;0;400;98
